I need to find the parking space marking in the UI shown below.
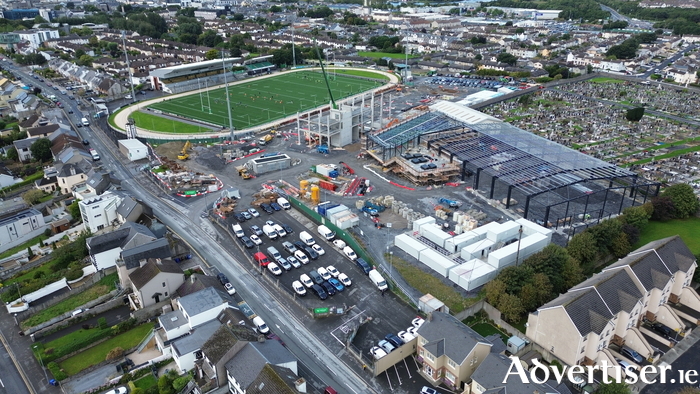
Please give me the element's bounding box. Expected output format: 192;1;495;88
403;358;412;378
393;364;402;385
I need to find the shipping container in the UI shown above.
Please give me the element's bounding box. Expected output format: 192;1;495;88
395;234;427;260
250;154;292;175
419;249;457;277
412;216;436;232
469;221;500;239
487;233;549;269
317;203;340;217
448;262;474;283
420;224;452;249
334;213;359;229
315;164;338;177
326;205;350;218
319;180;337;191
457;262;497;291
516;218;553;242
486;220;521;243
460;238;495;260
444;232;478;254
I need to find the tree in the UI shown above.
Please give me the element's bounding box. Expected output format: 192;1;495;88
484;279;507;306
610;232;632;258
30;138;52;162
205;49;219;60
621;204;652;230
22;189;45;205
497;52;518;66
69;200;81;220
130;389;145;394
6;146;18;161
27;246;34;258
587;218;623;255
561;257;584;289
498;293;525;322
77;54;93;67
597;382;631;394
651;196;675;221
106;347;124;360
625;107;645;122
88;36;99;46
523;244;572;293
520;273;552;311
662;183;699;218
158;372;176;394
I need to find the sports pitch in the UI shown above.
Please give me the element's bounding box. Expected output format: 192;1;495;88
145;71;386;130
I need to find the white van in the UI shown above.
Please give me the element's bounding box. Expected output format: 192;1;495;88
369;270;388;291
252;316;269;334
299;231;315;246
232;224;244;238
273;224;286;237
277;197;290;210
81;117;90;127
266;246;281;261
317;225;335;241
263;224;278;240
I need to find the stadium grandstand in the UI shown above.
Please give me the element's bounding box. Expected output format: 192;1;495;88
243;55;276;76
149;57;242;94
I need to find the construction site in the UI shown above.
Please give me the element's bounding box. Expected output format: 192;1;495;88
149;141;224;197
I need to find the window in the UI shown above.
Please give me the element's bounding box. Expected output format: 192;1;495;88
95;214;101;217
164;292;168;296
447;359;457;369
470;355;478;366
421;338;428;345
581;347;585;353
162;282;166;287
445;370;456;383
582;336;587;342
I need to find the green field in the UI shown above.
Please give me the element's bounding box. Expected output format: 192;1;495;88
590;77;626;84
146;70;384;131
357;51;419;60
130;111;213;134
636;217;700;255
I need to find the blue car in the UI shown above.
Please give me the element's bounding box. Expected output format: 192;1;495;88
328;278;345;292
270;202;282;211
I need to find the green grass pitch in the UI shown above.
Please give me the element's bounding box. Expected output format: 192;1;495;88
146;71;385;130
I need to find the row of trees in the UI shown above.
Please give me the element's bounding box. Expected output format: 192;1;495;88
485;183;699;322
605;32;657;60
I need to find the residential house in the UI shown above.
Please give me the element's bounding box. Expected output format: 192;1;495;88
128;257;185;308
57;161;90;194
171;320;223;373
34;172;57;193
225;335;298;393
416;312;493;391
526;236;698;371
470;353;565;394
0;208;47;253
0;165;21;188
175;273;222;298
79;190;144;233
86;221;166;272
13;137;38;162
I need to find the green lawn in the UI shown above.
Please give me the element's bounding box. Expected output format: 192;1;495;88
636;218;700;254
332;69;391;80
59;324;154;376
134;374;157;390
22;273;119;329
130;111;213;134
357;51;419;60
470;322;509;343
3;259;58;287
147;70;384;130
0;234;49;260
590;77;625;84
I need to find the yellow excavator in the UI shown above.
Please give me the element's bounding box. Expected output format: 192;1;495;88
178;141;191;160
237;165;252;179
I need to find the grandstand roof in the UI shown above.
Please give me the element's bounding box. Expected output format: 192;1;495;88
431;100;500;124
243;55;273;65
369;111;466;148
149;57;242;80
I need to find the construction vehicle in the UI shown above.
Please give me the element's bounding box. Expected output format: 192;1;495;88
361;206;380;216
364;201;386;213
259;134;274;145
236;166;252;179
178;141;191;160
317;144;329;154
439;197;460;208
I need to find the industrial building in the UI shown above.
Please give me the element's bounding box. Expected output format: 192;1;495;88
395;216;552;291
247;154;292;176
118;139;149;161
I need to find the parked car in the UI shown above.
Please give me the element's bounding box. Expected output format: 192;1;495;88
267;262;282;276
311;244;325;255
247;208;260;217
309;270;324;285
620;346;644;363
281;223;294;234
333;239;347;249
282;241;297;253
338;273;351;287
260;203;273;213
234;213;247;222
398;330;415;342
105;388;128;394
328;278;344;292
321;281;337;296
355;258;372;274
239;236;254;249
617;359;637;372
250;235;262;245
303;246;319;260
378;339;395;353
270;202;282;211
311;284;328;300
224;282;236;295
317;267;331;281
420;387;438;394
294;250;309;264
217;273;229;285
240;211;252;220
250;225;263;236
650;322;674;338
412;317;425;329
292;280;307;296
277;257;292;271
326;265;339;278
343;246;357;260
385;333;404;348
300;274;313;288
287;255;301;268
370;346;387;360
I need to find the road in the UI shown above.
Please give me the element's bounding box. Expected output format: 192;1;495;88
0;338;32;394
599;4;654;29
2;61;375;394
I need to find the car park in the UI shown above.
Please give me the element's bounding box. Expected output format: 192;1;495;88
385;333;404;348
309;270;324;285
250;225;263;236
326;265;339;278
292;281;307;296
234;212;247;222
300;274;313;288
370;346;387;360
317;267;331;281
293;241;307;251
356;258;372;274
224;282;236;295
282;241;297;253
217;273;229;285
267;262;282;276
250;235;262;245
343;246;357;260
239;236;254;249
273;224;287;237
311;244;325;255
260;203;273;213
277;257;292;271
294;250;309;264
266;246;281;260
338;273;351;287
328;278;344;292
265;220;276;227
321;281;337;296
287;255;301;268
378;339;395;353
311;284;328;300
398;330;415;342
247;208;260;217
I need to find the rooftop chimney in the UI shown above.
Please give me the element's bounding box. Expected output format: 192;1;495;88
294;378;307;393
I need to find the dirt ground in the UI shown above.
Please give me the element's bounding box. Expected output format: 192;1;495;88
154;141;187;161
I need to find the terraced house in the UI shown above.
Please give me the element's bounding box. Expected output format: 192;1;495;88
526;236;698;372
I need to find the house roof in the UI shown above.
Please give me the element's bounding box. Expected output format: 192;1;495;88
416;312;490;364
176;274;222;298
13;137;39;149
87;226;131;254
606;249;672;291
473;353;561;394
128;258;183;290
26;123;60;137
121;237;171;269
632;235;695;274
178;287;230;317
117;196;140;218
158;309;187;332
171;319;222;357
86;171;111;194
201;323;259;365
570;268;643;315
245;364;298;394
541;287;614;337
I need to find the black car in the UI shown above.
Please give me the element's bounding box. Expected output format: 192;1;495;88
234;212;247;222
68;109;73;114
76;123;82;128
281;223;293;234
239;236;254;249
250;225;263;236
650;322;674;338
293;241;306;251
82;139;89;145
356;258;372;274
309;270;324;285
217;273;229;285
311;284;328;300
385;333;404;348
321;281;337;296
270;202;282;211
303;246;319;260
260;203;273;214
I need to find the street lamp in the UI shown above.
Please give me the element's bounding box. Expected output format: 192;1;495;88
33;345;49;384
389;251;394;283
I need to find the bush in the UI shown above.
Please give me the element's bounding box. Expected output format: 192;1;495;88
66;267;83;281
115;318;137;334
106;347;124;361
47;361;68;381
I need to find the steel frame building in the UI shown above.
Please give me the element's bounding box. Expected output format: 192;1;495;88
432;122;660;226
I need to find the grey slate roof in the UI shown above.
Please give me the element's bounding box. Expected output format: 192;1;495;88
570;268;643;315
541;288;614;336
179;287;230;318
201;323;259;364
176;274;222;298
121;237;171;269
86;227;131;254
117;196;140;218
634;235;695;274
129;258;183;290
13;137;39;150
224;344;270;390
606;250;672;291
85;171;111;194
171;319;221;357
416;311;490;364
245;364;297;394
473;353;561;394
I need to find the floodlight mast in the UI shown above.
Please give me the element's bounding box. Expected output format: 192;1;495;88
221;51;235;140
314;40;337;110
